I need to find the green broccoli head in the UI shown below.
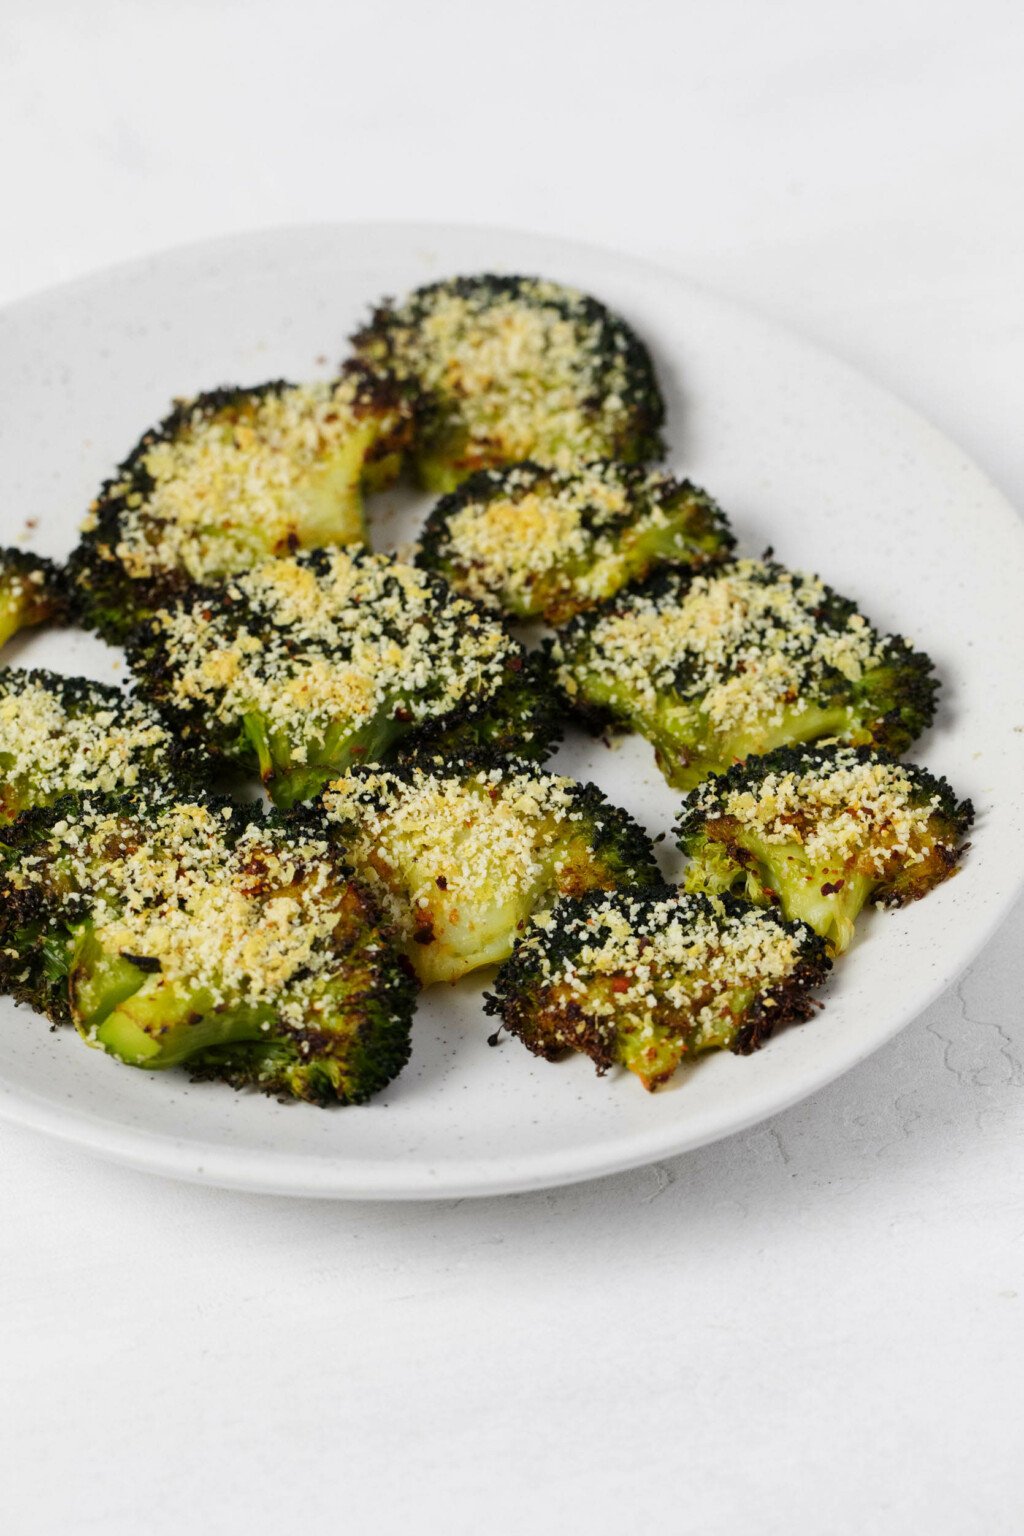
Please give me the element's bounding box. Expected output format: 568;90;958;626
351;275;665;490
551;558;938;788
405;649;562;764
0;792;416;1104
0;548;67;649
678;744;973;954
125;548;543;808
416;460;733;624
67;363;414;643
0;668;190;826
311;756;666;985
485;888;830;1089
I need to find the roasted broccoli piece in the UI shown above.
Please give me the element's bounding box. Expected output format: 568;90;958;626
485;888;830;1089
0;668;186;825
552;558;938;788
416;460;733;624
0;793;416;1103
0;548;67;649
351;275;665;491
313;757;665;984
67;363;414;642
678;744;973;955
125;548;544;808
406;650;562;764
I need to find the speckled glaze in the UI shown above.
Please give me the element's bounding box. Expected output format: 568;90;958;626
0;223;1021;1198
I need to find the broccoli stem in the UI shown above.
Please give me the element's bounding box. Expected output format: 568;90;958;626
71;926;278;1069
647;699;864;789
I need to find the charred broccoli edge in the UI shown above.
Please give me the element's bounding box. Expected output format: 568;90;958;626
351;274;667;463
66;362;409;642
484;888;830;1062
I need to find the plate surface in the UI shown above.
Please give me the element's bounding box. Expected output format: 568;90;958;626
1;222;1022;1199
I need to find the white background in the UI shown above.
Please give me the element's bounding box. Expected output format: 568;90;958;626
1;2;1022;1532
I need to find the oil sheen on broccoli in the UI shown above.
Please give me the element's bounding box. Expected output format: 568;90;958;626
417;460;733;624
552;558;938;789
485;888;830;1089
351;275;665;491
0;548;67;649
313;756;665;985
0;668;183;825
125;548;553;809
678;744;973;954
0;793;416;1104
67;364;414;641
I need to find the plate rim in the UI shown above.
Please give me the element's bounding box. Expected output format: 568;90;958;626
1;218;1022;1199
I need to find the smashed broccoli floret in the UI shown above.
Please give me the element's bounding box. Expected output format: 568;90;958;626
416;460;733;624
0;792;416;1103
678;744;973;954
552;558;938;788
125;548;547;808
405;650;562;764
351;274;665;491
0;668;186;826
0;548;67;649
485;888;830;1089
67;364;414;642
313;756;665;984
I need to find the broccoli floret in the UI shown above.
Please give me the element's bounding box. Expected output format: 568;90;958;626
678;744;973;954
406;650;562;764
552;558;938;788
416;460;733;624
351;275;665;491
67;364;414;642
0;668;188;825
485;888;830;1089
0;548;67;649
312;757;665;984
125;548;541;808
0;792;416;1104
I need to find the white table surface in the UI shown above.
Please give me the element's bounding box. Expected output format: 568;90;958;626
2;3;1022;1532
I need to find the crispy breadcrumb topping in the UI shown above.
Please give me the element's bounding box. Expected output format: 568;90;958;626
429;461;726;614
358;277;661;470
556;559;885;732
527;892;807;1049
15;801;353;1028
84;374;399;583
321;761;593;944
694;749;948;875
0;674;172;804
148;551;518;760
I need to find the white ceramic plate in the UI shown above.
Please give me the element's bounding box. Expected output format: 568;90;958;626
1;223;1022;1198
